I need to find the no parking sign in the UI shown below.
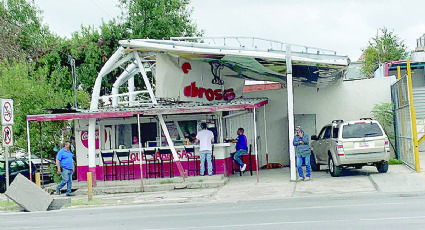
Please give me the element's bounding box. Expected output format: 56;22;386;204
1;99;14;125
1;99;13;146
2;125;13;146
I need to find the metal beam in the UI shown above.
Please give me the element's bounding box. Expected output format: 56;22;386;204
158;115;187;178
407;60;421;172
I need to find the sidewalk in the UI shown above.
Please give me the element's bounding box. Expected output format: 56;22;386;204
47;163;425;207
2;156;425;209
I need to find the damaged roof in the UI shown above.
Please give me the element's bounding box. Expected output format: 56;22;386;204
119;37;350;88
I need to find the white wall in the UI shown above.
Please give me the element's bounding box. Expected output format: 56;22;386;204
246;77;393;165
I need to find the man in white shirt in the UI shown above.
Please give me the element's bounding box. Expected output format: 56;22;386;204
195;123;215;176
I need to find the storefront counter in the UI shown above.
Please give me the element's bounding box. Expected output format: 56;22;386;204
77;143;235;181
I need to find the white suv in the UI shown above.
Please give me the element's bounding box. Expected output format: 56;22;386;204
310;119;390;177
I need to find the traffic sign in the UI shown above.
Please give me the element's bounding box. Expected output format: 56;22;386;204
1;99;13;125
2;125;13;147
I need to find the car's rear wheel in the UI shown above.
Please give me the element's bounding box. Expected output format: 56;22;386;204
354;165;363;169
329;156;341;177
310;152;320;171
376;161;389;173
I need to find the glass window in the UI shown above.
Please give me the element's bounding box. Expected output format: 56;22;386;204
10;161;18;171
323;127;332;139
318;127;327;139
342;123;383;138
332;127;339;138
16;160;27;170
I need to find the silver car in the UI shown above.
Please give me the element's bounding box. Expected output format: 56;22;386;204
310;119;390;177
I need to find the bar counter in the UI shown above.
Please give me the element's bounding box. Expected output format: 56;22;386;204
77;143;235;181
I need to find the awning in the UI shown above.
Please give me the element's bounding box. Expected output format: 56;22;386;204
26;98;268;122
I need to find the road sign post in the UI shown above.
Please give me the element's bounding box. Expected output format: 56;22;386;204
1;99;13;194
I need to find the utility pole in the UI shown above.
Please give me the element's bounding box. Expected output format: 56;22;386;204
69;55;77;109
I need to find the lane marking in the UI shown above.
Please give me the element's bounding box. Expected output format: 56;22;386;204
145;215;425;230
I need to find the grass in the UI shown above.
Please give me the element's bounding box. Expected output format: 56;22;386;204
389;158;403;165
66;199;104;207
0;200;19;211
159;179;174;184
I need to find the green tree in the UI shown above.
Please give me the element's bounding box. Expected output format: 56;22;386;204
0;0;56;62
0;59;74;156
41;0;203;95
118;0;202;39
371;103;395;154
361;27;408;78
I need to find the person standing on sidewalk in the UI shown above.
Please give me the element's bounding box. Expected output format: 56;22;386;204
56;141;75;196
293;126;311;181
195;123;215;176
229;128;248;172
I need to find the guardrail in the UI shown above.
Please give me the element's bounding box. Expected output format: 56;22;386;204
170;36;339;56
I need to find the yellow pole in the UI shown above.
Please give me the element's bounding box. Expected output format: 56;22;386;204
397;66;401;80
87;172;93;201
35;172;41;187
407;60;421;172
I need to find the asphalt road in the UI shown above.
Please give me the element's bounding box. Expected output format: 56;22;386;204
2;193;425;230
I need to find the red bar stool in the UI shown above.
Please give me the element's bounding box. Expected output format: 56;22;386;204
158;148;174;178
116;149;135;180
101;150;116;181
185;146;199;176
143;148;159;178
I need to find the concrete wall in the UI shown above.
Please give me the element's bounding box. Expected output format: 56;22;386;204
246;77;393;165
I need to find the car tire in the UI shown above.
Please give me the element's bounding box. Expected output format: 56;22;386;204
376;161;389;173
329;156;341;177
310;152;320;171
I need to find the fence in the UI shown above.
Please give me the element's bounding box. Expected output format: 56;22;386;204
391;66;416;170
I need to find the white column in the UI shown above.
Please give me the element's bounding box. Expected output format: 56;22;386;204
218;114;224;143
253;108;259;182
286;45;296;181
128;76;135;106
99;123;104;150
88;118;97;184
263;106;269;164
137;114;144;189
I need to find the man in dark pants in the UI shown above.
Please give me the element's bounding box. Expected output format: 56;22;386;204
56;141;75;196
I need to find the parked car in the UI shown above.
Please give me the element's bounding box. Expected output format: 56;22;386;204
310;118;390;177
27;154;54;184
0;158;36;193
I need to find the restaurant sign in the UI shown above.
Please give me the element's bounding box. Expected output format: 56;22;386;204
155;54;244;102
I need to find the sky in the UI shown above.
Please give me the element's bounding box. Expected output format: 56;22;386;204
34;0;425;61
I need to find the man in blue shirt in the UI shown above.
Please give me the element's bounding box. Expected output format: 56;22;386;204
293;126;311;181
230;128;248;172
56;141;75;196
